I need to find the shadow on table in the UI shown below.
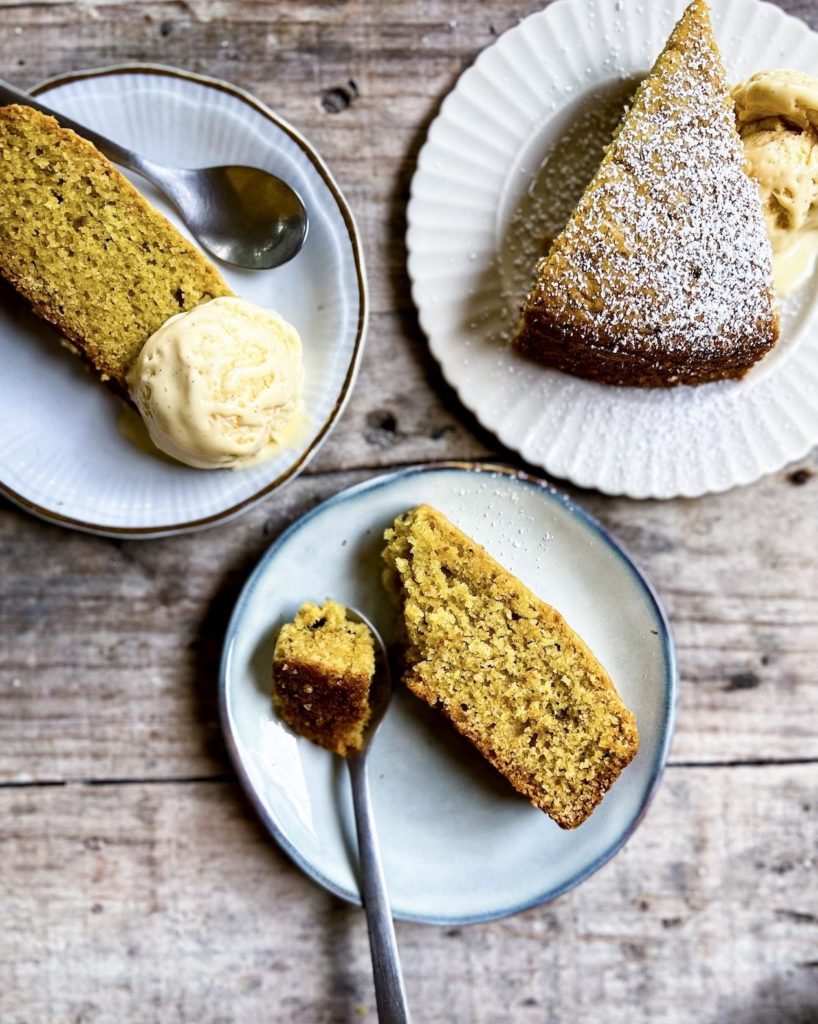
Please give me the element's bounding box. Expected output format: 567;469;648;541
316;894;369;1023
190;550;267;768
732;993;818;1024
385;78;514;463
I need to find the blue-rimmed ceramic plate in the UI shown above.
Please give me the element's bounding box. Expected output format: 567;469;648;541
220;463;676;925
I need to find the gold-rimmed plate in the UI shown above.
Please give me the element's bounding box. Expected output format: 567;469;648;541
0;65;367;537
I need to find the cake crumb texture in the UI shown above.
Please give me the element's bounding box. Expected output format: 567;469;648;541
382;505;639;829
0;104;231;388
272;600;375;756
513;0;778;387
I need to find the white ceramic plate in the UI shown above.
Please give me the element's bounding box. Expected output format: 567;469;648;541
220;463;676;924
0;66;366;536
406;0;818;499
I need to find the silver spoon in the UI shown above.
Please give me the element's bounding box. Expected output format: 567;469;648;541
0;79;308;270
346;608;411;1024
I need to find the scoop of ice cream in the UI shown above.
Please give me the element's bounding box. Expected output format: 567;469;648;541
742;128;818;243
733;70;818;133
128;296;303;470
732;70;818;295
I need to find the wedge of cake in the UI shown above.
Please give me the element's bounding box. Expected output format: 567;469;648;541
0;104;231;390
513;0;778;387
383;505;639;829
272;601;374;756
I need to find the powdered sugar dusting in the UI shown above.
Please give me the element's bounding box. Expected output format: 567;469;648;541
526;0;777;369
407;0;818;496
500;76;642;321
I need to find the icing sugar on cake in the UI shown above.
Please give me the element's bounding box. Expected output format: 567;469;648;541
513;0;779;388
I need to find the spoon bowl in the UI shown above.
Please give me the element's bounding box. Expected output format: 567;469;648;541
0;79;309;270
151;163;308;270
346;607;395;747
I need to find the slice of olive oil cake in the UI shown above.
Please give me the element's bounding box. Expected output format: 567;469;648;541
272;601;375;756
383;504;639;829
513;0;778;386
0;104;231;390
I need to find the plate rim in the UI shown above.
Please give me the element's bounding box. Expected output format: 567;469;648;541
218;460;679;926
0;63;368;538
405;0;818;501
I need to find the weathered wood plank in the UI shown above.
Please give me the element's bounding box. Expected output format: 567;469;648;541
1;764;816;1024
1;451;817;783
1;3;817;1022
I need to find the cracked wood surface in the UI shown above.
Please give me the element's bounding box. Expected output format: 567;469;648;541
1;1;817;1022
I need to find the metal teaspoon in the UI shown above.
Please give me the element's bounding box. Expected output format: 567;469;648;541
0;78;308;270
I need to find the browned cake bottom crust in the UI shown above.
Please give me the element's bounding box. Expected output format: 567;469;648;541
514;314;779;388
272;660;371;757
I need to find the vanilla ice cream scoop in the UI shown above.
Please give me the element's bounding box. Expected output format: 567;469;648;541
733;70;818;295
128;296;304;470
733;69;818;133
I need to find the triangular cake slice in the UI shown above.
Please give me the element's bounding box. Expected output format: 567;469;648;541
513;0;778;387
382;505;639;829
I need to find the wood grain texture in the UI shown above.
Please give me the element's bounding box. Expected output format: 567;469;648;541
1;1;817;1022
2;456;817;782
1;765;816;1024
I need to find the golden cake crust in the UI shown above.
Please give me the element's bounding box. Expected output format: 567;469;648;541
0;104;231;390
272;601;374;756
513;0;779;388
383;504;639;829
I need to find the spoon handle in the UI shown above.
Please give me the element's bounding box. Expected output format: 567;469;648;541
0;78;155;179
347;754;411;1024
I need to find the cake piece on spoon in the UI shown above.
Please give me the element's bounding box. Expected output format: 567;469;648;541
272;601;375;756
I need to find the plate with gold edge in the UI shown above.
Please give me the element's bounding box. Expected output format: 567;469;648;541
220;463;676;924
406;0;818;499
0;65;366;537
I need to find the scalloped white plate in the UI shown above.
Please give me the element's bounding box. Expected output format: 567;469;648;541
0;66;367;536
407;0;818;499
220;464;677;924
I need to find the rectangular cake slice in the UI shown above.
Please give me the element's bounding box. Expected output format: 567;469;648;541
0;104;231;389
383;505;639;828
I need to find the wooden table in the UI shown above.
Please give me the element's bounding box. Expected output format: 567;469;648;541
1;2;817;1021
